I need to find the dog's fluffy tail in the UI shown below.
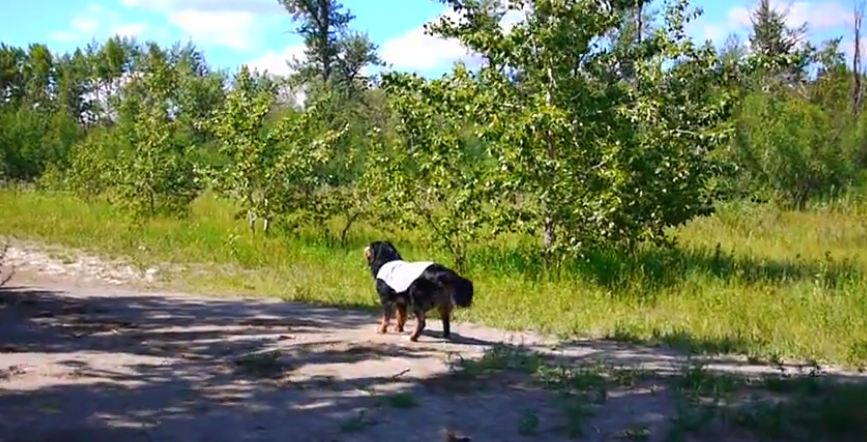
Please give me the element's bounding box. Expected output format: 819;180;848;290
447;273;474;308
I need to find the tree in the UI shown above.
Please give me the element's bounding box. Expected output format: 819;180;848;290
0;241;13;288
55;49;92;125
265;98;348;236
377;67;496;271
89;36;137;124
333;32;383;96
169;42;227;144
208;65;347;234
279;0;354;84
111;42;199;218
0;44;26;105
279;0;383;99
418;0;732;259
22;44;54;109
732;90;858;209
854;1;864;117
747;0;811;85
207;65;279;232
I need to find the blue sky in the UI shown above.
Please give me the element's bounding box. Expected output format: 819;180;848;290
0;0;858;77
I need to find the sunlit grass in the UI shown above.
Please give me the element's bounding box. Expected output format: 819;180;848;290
2;187;867;367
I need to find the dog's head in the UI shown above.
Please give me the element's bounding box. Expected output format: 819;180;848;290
364;241;402;274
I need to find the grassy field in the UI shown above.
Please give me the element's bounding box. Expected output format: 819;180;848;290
2;187;867;367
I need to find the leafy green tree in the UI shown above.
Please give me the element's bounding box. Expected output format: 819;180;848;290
413;0;732;259
279;0;354;84
110;42;199;218
279;0;383;99
22;44;54;109
377;67;495;270
113;101;199;218
206;65;279;232
747;0;811;85
88;36;138;124
265;98;348;236
732;91;858;209
170;42;227;144
0;44;26;105
55;49;93;125
66;127;126;198
208;65;347;234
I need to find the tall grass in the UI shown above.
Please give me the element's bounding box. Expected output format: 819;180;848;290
2;187;867;367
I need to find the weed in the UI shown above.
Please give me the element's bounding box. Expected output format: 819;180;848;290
381;392;419;409
666;403;717;442
618;425;651;441
233;350;285;378
456;344;543;377
558;394;592;438
673;364;739;403
732;379;867;441
517;409;540;436
339;410;375;433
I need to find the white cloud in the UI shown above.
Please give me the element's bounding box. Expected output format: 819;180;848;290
71;17;99;34
247;44;306;76
378;3;537;73
50;3;151;43
121;0;283;52
168;10;256;51
728;0;849;30
702;23;727;42
122;0;281;14
111;23;150;38
49;31;79;43
381;26;471;72
697;0;851;45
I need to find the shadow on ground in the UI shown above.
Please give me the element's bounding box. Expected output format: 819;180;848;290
1;282;865;442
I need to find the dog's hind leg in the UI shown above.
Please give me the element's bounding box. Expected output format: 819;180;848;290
396;303;407;332
438;305;452;339
378;304;393;334
410;309;426;342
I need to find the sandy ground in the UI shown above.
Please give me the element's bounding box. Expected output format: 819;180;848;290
1;245;865;442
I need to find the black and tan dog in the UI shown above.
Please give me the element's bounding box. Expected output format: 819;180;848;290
364;241;473;341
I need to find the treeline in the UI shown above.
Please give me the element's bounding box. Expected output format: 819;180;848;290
1;0;866;267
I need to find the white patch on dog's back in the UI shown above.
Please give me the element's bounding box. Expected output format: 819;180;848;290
376;260;434;293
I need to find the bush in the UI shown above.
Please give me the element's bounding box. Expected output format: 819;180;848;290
731;91;859;209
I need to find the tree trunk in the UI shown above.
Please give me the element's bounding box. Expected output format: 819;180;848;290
854;2;864;117
339;211;360;246
542;54;558;253
247;209;256;235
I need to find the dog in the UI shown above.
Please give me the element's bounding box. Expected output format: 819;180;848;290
364;241;473;341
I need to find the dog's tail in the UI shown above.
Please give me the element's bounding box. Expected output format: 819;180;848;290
447;273;474;308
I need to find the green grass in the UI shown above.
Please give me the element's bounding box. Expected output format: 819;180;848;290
379;392;419;409
666;365;867;442
2;187;867;367
455;345;867;440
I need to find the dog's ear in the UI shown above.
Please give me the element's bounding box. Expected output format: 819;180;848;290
363;246;372;262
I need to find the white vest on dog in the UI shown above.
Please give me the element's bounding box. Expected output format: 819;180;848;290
376;260;434;293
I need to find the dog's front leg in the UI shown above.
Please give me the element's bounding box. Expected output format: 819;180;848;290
378;304;393;334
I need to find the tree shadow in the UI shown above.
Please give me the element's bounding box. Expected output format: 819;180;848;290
2;282;866;441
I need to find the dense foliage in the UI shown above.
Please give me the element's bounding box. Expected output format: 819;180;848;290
1;0;865;265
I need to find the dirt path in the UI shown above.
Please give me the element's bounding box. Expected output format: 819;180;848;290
2;247;866;442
